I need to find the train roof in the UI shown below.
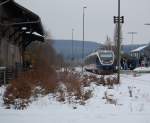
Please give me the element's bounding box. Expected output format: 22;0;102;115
97;50;114;53
85;50;114;59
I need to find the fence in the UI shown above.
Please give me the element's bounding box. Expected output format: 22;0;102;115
0;67;15;85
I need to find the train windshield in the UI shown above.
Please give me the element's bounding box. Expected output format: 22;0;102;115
99;52;113;61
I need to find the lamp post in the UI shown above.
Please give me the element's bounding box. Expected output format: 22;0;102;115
82;6;87;73
128;32;137;45
144;23;150;26
144;23;150;45
72;28;74;62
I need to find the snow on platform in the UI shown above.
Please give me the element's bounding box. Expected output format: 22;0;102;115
134;67;150;73
0;73;150;123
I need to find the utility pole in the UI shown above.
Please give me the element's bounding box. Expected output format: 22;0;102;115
128;32;137;45
113;0;124;83
118;0;121;84
82;6;87;73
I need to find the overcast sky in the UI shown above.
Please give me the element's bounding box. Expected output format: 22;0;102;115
16;0;150;44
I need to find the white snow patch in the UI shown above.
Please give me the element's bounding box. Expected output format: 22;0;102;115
0;73;150;123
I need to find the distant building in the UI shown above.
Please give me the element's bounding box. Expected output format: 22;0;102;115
130;43;150;66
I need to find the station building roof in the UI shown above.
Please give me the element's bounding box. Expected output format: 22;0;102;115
131;45;147;52
0;0;44;47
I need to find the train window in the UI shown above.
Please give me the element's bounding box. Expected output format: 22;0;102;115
100;53;113;58
99;52;113;61
92;55;97;64
96;57;100;65
85;54;100;65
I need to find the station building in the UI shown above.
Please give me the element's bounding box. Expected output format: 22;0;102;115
130;43;150;66
0;0;44;83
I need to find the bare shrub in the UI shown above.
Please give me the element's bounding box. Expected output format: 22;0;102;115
80;75;91;87
3;77;32;109
3;66;57;109
3;41;58;109
104;76;118;86
106;78;114;89
88;75;98;82
56;88;66;102
128;86;133;97
113;77;119;84
104;91;117;105
56;71;93;104
82;90;93;101
95;76;105;86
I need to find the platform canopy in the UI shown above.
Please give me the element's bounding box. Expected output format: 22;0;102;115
0;0;44;48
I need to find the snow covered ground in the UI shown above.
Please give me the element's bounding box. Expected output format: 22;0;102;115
0;73;150;123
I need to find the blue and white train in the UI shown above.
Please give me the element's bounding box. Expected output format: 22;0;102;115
84;50;116;74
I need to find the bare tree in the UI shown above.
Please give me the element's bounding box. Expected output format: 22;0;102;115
105;35;113;50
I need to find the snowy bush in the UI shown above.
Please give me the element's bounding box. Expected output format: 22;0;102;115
3;79;32;109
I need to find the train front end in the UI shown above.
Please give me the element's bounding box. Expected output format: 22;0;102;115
97;51;116;74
